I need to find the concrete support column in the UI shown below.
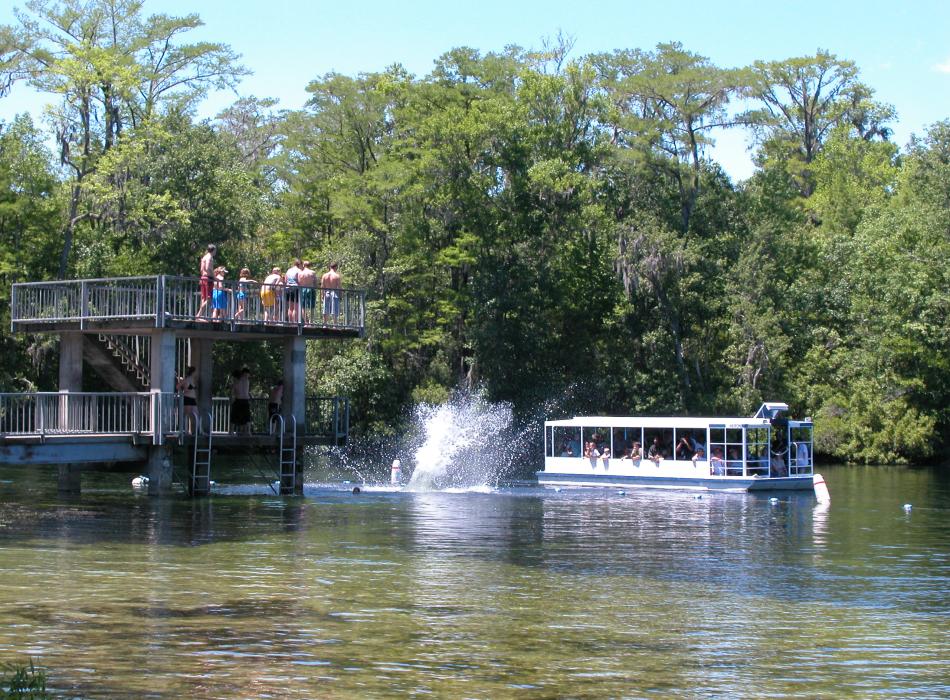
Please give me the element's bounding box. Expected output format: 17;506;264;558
148;330;177;495
189;338;214;420
282;336;306;495
57;464;82;495
282;336;306;429
149;330;177;394
59;333;83;391
146;445;174;496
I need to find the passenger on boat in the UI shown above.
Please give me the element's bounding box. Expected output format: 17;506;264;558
585;441;600;468
675;436;693;460
600;447;610;470
647;436;663;466
727;447;743;475
620;442;642;466
795;441;810;469
710;447;725;476
771;451;786;477
691;446;706;468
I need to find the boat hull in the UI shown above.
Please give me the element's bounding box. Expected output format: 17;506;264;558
535;471;814;492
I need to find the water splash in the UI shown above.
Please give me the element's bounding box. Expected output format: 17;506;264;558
405;394;515;491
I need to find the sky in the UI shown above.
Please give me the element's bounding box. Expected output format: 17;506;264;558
2;0;949;180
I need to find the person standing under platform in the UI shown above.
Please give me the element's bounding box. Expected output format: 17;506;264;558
297;260;317;324
177;366;199;433
321;262;342;324
230;367;252;434
267;380;284;422
195;244;216;319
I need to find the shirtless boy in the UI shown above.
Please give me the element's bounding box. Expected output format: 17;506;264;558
321;262;342;324
195;244;216;319
297;260;317;324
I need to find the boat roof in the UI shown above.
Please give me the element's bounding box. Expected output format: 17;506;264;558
545;415;772;428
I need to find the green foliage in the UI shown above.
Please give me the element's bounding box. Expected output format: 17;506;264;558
0;27;946;464
0;659;49;699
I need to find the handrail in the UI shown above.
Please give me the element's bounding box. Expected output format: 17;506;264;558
0;392;349;440
11;274;366;334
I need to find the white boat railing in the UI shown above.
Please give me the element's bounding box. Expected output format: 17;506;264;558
11;275;365;334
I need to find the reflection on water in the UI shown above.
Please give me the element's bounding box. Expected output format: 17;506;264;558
0;465;947;697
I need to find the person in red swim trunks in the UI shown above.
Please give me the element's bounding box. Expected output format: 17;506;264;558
195;244;216;319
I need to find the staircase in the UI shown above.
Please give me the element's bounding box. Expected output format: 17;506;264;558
82;335;149;392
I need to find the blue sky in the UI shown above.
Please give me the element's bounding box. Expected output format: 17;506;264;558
2;0;949;180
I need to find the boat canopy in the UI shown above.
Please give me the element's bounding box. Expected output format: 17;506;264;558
545;415;771;429
753;402;789;420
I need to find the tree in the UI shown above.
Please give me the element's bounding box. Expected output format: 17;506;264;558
2;0;247;276
744;50;894;197
0;115;62;390
595;43;742;232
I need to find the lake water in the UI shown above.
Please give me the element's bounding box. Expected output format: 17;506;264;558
0;463;947;698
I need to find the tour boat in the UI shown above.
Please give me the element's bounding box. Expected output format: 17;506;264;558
539;403;817;492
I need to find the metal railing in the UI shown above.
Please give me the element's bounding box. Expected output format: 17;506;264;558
0;392;349;442
11;275;365;334
211;396;348;440
305;396;349;444
0;392;153;437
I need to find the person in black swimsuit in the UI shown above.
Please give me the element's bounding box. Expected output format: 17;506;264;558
177;366;199;433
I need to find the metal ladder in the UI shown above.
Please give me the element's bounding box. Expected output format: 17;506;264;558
270;414;298;493
191;412;213;496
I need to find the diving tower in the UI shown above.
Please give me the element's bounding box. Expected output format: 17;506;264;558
2;275;365;496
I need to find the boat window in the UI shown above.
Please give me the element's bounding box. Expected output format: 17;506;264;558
551;426;582;458
746;427;770;476
789;424;813;475
709;425;745;475
582;427;610;458
644;428;673;459
674;428;705;460
612;427;643;459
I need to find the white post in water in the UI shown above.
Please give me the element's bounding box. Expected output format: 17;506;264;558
813;474;830;503
391;459;402;485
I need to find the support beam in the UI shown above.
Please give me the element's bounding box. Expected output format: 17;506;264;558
190;338;214;420
0;440;146;465
59;333;83;391
146;445;174;495
148;330;177;495
282;336;306;429
149;330;177;394
282;336;306;495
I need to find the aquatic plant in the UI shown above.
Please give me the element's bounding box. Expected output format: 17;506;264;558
0;659;50;699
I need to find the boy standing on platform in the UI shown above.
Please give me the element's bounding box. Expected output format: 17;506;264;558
195;244;216;319
321;262;342;324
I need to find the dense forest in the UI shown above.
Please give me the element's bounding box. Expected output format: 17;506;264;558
0;1;947;464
